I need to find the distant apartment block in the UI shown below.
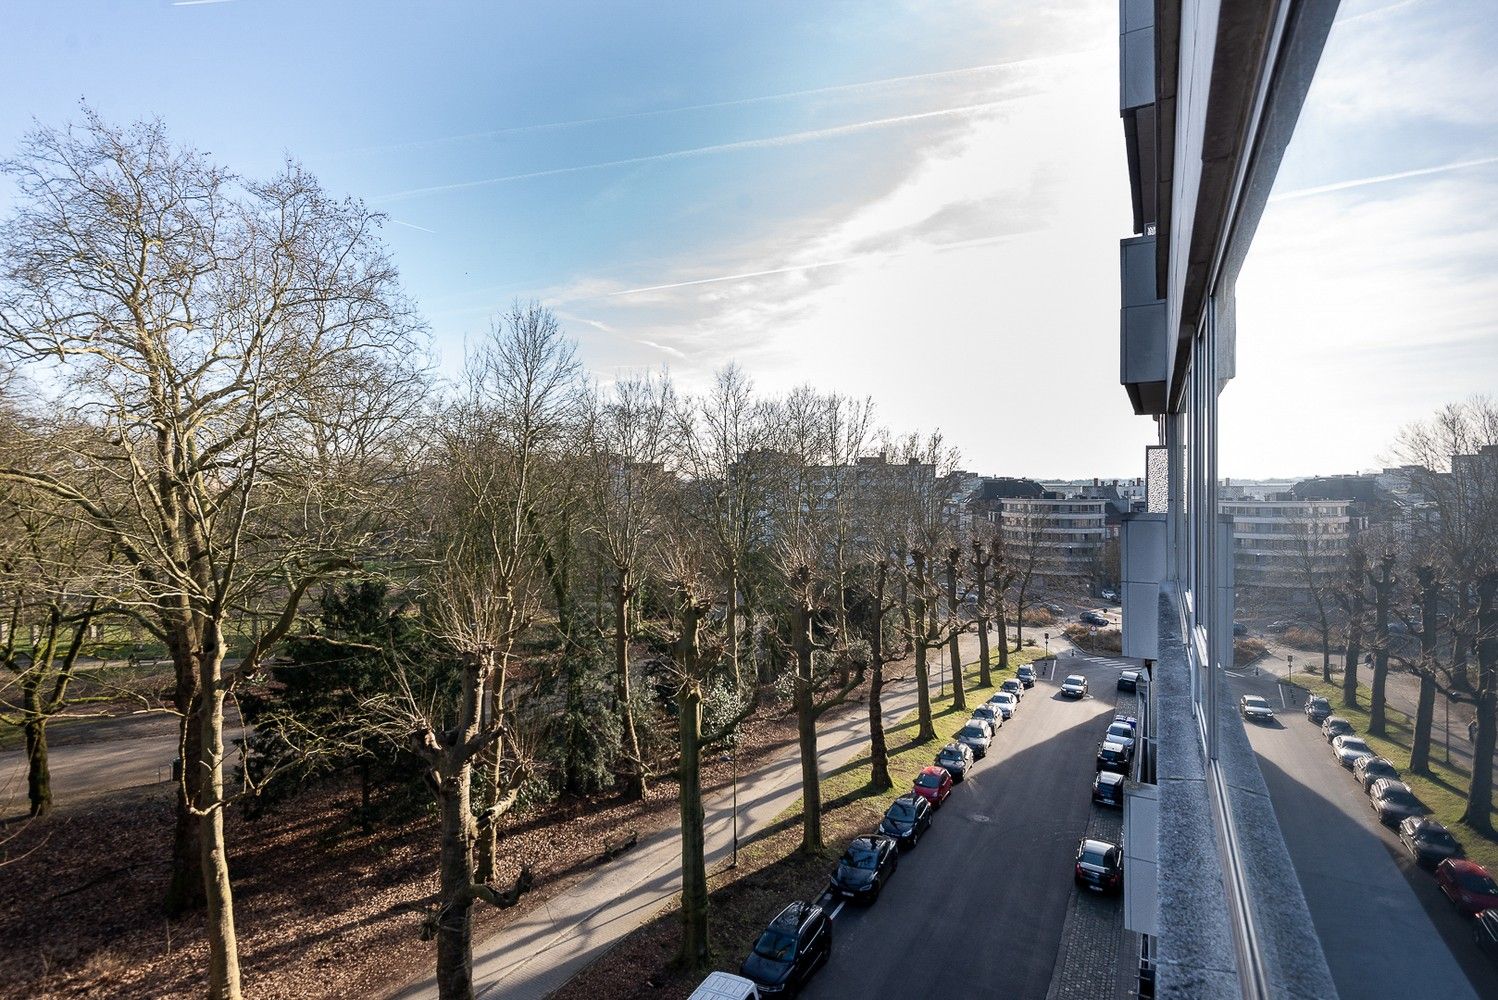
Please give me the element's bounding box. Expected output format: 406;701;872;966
1219;499;1352;591
998;494;1126;581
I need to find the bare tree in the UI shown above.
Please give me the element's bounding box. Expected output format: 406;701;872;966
0;112;425;997
1462;572;1498;835
970;536;995;688
1338;549;1370;709
1409;565;1441;774
403;304;576;1000
1367;553;1398;737
584;371;675;798
1289;513;1343;682
1004;510;1046;652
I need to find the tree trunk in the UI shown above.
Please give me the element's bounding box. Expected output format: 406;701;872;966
1369;555;1394;737
23;713;50;817
973;547;991;688
677;683;709;968
996;594;1010;673
945;550;965;710
867;564;891;791
1013;581;1028;651
615;574;645;799
911;552;934;743
1410;566;1439;775
475;671;503;884
1453;582;1472;691
794;585;821;854
1460;574;1497;835
166;640;204;918
1320;618;1332;684
726;557;740;688
436;653;484;1000
1342;561;1365;709
199;641;241;1000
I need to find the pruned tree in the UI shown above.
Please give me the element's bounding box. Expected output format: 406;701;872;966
0;111;426;997
399;304;576;1000
1367;553;1397;737
1290;513;1343;683
653;496;754;970
1338;548;1370;709
1409;565;1441;775
1461;572;1498;835
584;370;675;798
970;536;995;688
1004;508;1046;652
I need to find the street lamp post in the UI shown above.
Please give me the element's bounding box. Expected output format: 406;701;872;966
720;749;739;869
1044;631;1050;656
1445;694;1451;765
1286;654;1293;683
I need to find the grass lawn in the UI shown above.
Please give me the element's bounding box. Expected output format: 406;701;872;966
1286;673;1498;872
554;645;1047;1000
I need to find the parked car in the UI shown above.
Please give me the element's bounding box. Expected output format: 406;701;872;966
1101;588;1119;602
1044;601;1065;614
1103;720;1137;755
1475;910;1498;964
955;720;994;758
1267;619;1295;633
1400;816;1463;867
1437;859;1498;917
1112;714;1139;733
1092;770;1125;807
1000;678;1025;701
830;835;899;903
1118;670;1140;693
972;704;1004;731
1304;696;1333;724
1354;755;1401;792
1369;779;1430;826
1322;716;1355;742
911;765;954;808
1061;674;1089;698
1074;837;1124;894
1232;620;1248;636
987;691;1018;720
1332;735;1374;768
740;901;831;994
878;793;933;848
1239;695;1275;723
1017;664;1037;688
934;741;974;781
1096;740;1131;775
1080;610;1109;627
689;972;762;1000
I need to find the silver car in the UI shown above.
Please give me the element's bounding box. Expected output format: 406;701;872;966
988;691;1018;719
1061;674;1088;698
1332;734;1373;768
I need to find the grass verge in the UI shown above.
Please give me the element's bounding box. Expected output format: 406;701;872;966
552;646;1046;1000
1285;673;1498;872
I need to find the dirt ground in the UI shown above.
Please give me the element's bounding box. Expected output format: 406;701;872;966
0;703;800;1000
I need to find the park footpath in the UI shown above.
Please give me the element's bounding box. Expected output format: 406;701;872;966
392;630;1034;1000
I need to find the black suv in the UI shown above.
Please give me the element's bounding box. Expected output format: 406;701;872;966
1017;664;1036;688
741;901;832;994
878;793;933;848
829;835;899;904
1096;740;1131;775
1075;838;1124;894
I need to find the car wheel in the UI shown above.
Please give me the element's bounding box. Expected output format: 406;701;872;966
908;830;918;848
870;879;881;902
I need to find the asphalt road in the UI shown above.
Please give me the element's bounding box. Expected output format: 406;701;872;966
1230;668;1494;1000
802;653;1133;1000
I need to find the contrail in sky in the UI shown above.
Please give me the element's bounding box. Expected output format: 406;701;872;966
171;0;236;6
388;218;437;234
1270;155;1498;202
344;52;1087;157
376;99;1015;202
603;231;1030;298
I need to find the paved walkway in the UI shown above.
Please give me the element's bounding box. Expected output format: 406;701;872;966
393;630;1057;1000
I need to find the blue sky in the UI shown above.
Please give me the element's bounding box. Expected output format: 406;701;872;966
1;0;1494;479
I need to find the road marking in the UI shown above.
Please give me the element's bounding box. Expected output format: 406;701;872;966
1277;683;1290;709
1225;670;1245;677
829;900;845;921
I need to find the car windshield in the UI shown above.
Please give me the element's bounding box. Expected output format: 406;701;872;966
1424;830;1458;848
1080;847;1110;866
1459;872;1498;894
753;929;797;961
842;847;879;870
915;772;942;788
938;749;963;763
1244;697;1267;708
1341;740;1369;753
1107;724;1132;739
960;726;985;740
887;801;916;821
1066;676;1085;685
1383;791;1420;808
994;694;1014;704
1310;698;1329;709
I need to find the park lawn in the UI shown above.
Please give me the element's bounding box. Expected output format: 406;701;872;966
1287;674;1498;872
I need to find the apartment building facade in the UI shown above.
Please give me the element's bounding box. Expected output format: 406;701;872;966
1114;2;1341;999
998;495;1123;582
1220;498;1351;591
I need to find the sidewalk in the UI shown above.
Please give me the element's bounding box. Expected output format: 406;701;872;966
393;630;1038;1000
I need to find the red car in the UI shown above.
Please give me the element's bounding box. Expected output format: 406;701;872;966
1437;859;1498;917
911;765;953;808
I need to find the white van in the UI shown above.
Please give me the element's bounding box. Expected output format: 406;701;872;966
688;971;761;1000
